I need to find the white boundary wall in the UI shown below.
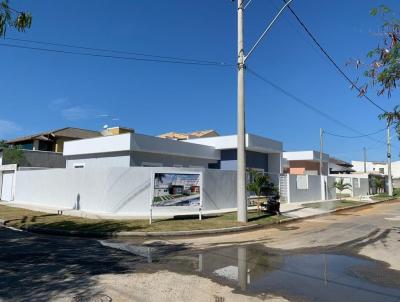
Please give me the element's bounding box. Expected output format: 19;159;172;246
287;174;323;203
332;174;369;197
13;167;236;217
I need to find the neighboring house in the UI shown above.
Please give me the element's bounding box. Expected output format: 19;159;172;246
7;127;101;153
283;151;329;175
158;129;219;141
329;157;355;174
186;134;283;180
101;126;134;137
351;160;387;175
2;127;101;169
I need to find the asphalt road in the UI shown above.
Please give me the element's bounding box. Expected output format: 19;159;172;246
0;201;399;302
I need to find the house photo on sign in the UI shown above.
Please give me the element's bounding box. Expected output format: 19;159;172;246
152;173;201;207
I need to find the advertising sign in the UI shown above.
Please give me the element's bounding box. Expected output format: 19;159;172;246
152;172;202;207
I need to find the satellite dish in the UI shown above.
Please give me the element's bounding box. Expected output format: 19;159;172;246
103;124;108;129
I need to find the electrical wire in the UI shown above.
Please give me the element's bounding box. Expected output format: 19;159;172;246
4;37;232;66
246;66;388;146
282;0;388;113
0;42;234;67
324;128;387;139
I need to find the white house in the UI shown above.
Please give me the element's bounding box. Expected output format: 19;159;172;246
352;160;387;175
64;132;283;177
63;132;221;169
283;150;329;175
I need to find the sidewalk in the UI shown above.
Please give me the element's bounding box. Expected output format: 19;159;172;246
0;198;389;238
3;199;372;221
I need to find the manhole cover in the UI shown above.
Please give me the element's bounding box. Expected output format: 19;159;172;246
71;294;112;302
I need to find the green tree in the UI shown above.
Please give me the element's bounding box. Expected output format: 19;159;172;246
354;6;400;132
246;169;277;197
332;178;352;200
0;140;24;165
0;0;32;37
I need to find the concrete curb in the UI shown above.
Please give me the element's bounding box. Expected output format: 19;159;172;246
0;198;396;238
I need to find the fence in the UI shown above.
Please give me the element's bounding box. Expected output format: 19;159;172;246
332;174;369;197
13;167;237;217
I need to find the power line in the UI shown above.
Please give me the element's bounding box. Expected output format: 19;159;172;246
0;42;234;67
5;37;231;66
324;128;387;139
282;0;388;113
246;67;387;146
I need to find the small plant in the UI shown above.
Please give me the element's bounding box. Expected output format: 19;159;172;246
246;169;277;197
373;177;385;194
332;179;352;200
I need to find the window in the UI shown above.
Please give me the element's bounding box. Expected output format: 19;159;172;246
73;163;85;169
379;168;385;174
296;175;308;190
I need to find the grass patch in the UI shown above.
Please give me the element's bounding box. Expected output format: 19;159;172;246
370;188;400;201
0;205;286;233
302;199;365;210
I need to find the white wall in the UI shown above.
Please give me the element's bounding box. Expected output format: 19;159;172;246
64;133;220;160
288;174;322;203
333;174;369;197
187;133;283;154
283;150;329;162
66;153;131;168
14;167;236;217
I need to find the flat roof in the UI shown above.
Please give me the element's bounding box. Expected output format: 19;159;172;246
186;133;282;154
63;132;220;160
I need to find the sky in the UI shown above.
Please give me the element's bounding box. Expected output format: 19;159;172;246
1;0;400;162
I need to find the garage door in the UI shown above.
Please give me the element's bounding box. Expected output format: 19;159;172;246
1;171;14;201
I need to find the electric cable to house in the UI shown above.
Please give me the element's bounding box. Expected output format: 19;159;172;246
0;42;234;67
324;128;387;139
4;37;232;66
246;66;388;146
282;0;388;114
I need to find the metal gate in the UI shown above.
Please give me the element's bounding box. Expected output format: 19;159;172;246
1;171;14;201
279;174;289;203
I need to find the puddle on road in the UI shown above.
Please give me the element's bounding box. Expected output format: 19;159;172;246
103;241;400;302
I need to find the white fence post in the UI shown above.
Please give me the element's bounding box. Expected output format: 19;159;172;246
320;175;327;201
286;175;291;203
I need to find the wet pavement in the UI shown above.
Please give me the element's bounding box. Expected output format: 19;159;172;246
105;241;400;302
1;225;400;302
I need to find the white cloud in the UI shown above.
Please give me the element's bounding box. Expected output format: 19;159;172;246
0;119;22;138
61;106;91;121
49;97;70;110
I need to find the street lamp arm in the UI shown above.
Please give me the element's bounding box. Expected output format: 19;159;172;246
244;0;294;62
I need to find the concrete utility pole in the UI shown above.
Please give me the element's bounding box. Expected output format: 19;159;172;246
237;0;247;223
363;147;367;173
319;128;324;176
387;123;393;196
235;0;294;223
